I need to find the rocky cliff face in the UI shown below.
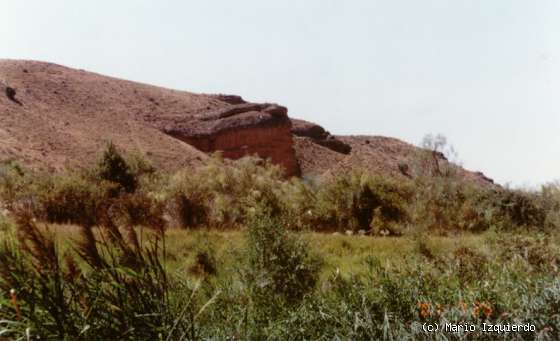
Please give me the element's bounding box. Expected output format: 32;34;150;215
160;103;300;176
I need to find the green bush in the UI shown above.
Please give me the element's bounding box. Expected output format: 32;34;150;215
0;160;35;211
242;212;321;327
540;182;560;229
0;145;165;228
490;188;548;229
276;177;318;231
409;174;552;234
408;133;495;233
409;133;556;233
96;142;138;195
411;176;480;232
166;155;287;228
313;172;412;234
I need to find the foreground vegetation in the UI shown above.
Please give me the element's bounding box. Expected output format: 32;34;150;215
1;141;560;339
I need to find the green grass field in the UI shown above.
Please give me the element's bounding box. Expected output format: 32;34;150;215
35;224;502;280
2;147;560;339
2;216;560;339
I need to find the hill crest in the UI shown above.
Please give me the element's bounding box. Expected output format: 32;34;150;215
0;59;493;185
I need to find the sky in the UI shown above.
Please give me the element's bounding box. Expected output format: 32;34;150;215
1;1;559;187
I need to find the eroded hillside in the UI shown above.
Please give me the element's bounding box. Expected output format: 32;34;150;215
0;59;493;185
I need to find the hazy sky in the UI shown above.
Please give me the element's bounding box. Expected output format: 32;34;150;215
2;1;559;187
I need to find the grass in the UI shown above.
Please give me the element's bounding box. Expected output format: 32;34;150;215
2;218;560;339
2;144;560;339
21;224;519;281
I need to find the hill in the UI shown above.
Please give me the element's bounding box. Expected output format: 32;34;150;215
0;59;493;185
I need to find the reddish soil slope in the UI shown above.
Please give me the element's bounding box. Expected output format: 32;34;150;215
0;60;494;185
294;134;494;186
0;60;299;175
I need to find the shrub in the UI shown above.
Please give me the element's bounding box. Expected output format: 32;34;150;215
169;191;209;228
411;176;472;232
540;182;560;229
491;188;548;229
190;250;217;276
277;177;318;231
493;234;559;272
242;212;321;326
166;155;287;229
111;191;166;229
0;146;165;228
313;172;411;233
410;174;556;234
96;142;138;195
187;232;219;277
408;133;554;233
453;246;488;284
0;160;34;211
408;133;490;233
35;174;110;226
414;133;460;177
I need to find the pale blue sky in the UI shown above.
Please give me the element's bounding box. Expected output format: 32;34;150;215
2;1;559;187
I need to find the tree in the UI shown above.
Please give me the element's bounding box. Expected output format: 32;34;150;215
418;133;459;178
97;142;137;194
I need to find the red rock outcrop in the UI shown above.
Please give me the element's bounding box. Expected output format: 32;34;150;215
291;118;351;154
159;103;301;176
